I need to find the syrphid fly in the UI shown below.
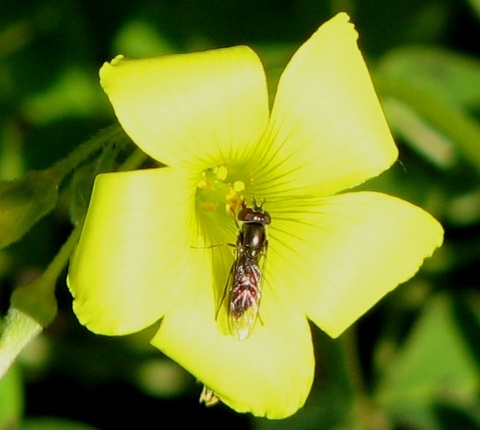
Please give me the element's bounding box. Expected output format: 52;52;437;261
220;199;271;341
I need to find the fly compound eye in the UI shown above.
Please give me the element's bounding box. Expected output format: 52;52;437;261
238;202;271;225
237;206;255;222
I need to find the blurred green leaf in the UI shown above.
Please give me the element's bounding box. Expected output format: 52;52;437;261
20;418;99;430
375;46;480;174
381;97;457;169
376;295;480;429
378;47;480;109
466;0;480;23
434;400;480;430
255;387;352;430
375;73;480;174
0;365;23;429
113;19;177;58
446;188;480;226
0;119;26;180
451;294;480;370
20;67;109;125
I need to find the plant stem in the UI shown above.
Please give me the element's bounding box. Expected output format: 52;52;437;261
11;223;83;327
37;222;83;295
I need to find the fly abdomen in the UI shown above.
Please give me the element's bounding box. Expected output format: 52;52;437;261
224;200;270;340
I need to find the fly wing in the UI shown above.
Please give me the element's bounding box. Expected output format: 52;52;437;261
227;254;263;340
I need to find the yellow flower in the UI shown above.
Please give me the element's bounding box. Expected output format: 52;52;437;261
67;13;443;419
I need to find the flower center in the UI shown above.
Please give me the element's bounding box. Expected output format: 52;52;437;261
196;166;246;219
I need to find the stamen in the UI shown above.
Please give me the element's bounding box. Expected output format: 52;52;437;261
233;181;245;192
213;165;228;181
196;166;245;218
197;178;211;189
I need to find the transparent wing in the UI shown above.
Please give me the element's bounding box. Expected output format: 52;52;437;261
227;249;266;340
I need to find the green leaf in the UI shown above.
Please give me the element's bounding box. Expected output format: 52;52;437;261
378;46;480;109
375;72;480;174
375;295;480;429
375;47;480;174
381;96;457;169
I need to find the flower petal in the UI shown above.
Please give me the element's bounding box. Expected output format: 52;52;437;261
68;167;196;335
100;47;269;172
151;261;314;419
267;192;443;338
251;13;397;199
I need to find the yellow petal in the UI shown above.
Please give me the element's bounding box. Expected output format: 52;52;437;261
251;13;397;198
100;47;269;171
267;192;443;338
151;261;314;419
68;167;197;335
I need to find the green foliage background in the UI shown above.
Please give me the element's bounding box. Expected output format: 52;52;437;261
1;0;480;429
